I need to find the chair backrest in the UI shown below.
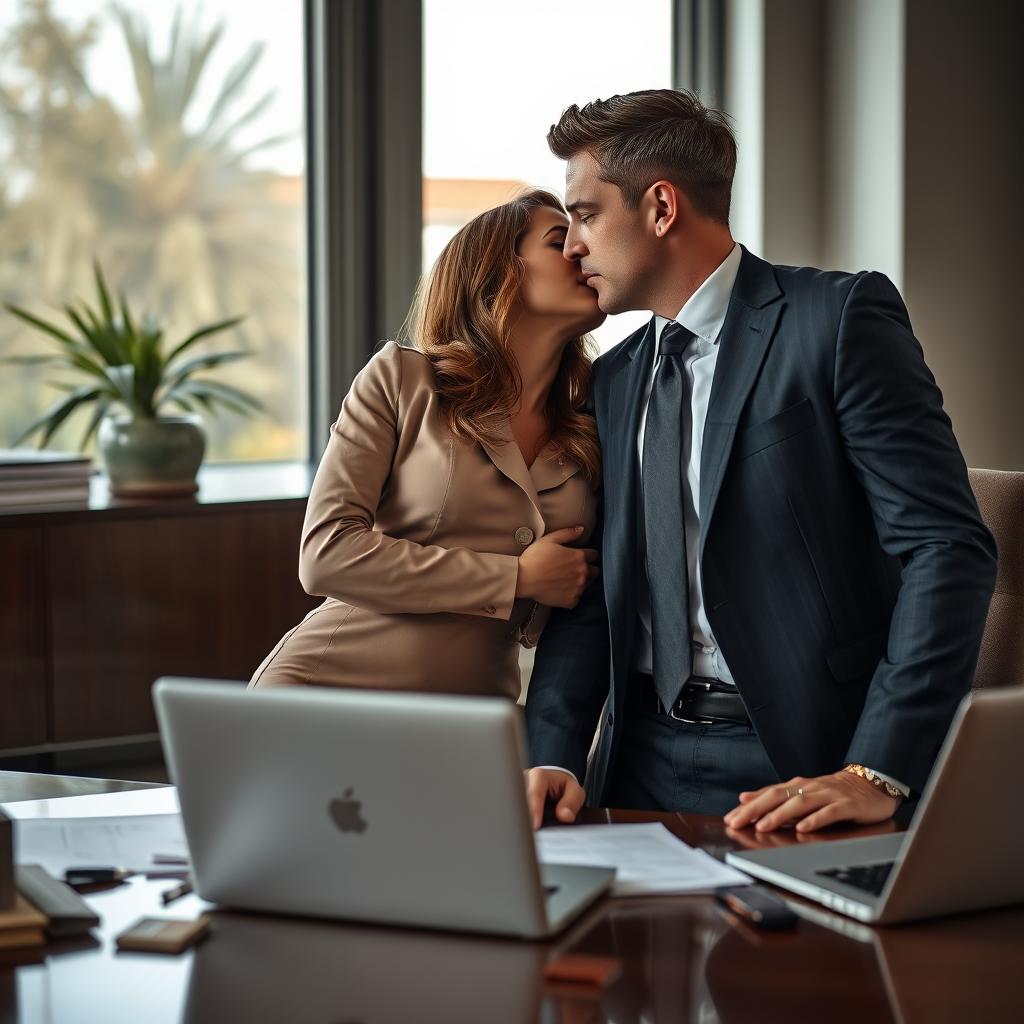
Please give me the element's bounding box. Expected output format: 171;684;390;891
968;468;1024;688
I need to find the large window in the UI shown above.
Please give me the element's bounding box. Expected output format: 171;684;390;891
0;0;307;461
423;0;674;352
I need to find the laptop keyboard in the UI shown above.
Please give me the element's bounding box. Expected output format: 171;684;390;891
817;861;895;896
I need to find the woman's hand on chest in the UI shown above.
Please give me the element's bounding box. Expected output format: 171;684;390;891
514;526;600;609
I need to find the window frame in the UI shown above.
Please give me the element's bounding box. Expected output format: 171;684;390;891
305;0;423;459
305;0;709;458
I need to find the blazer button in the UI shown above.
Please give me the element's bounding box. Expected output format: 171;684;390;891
515;527;535;546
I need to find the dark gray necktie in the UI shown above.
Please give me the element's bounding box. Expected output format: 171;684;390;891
642;321;695;710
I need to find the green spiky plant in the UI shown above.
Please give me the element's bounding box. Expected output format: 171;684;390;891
4;260;262;450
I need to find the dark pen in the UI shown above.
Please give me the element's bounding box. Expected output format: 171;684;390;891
64;866;133;886
160;878;194;906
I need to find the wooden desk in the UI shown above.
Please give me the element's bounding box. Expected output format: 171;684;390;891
1;783;1020;1023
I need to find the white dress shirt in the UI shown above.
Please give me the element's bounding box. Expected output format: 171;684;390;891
635;243;743;682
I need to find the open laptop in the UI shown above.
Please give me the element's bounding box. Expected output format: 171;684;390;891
725;687;1024;924
153;678;613;939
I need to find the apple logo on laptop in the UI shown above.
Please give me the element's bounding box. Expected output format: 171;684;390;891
328;787;368;833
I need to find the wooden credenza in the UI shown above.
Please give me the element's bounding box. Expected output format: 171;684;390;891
0;463;319;752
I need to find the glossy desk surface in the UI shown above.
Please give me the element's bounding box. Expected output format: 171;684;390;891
0;771;162;805
1;778;1020;1023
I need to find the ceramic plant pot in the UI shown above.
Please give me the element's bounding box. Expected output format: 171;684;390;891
98;414;206;496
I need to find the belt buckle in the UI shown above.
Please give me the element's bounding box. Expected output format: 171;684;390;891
665;678;714;724
668;707;714;725
667;696;714;725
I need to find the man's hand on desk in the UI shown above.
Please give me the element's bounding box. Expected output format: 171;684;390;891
725;817;898;851
525;767;586;831
723;770;902;834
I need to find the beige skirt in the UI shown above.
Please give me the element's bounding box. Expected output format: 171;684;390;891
249;596;538;700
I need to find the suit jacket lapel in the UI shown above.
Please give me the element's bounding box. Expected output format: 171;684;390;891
699;249;785;554
603;319;655;677
530;448;580;493
479;419;542;517
606;318;655;501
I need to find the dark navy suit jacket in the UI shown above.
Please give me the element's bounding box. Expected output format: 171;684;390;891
525;246;997;801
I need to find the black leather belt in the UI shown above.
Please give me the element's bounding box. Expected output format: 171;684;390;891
630;671;751;726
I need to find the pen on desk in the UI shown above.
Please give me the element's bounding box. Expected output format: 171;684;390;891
64;866;133;886
160;878;193;906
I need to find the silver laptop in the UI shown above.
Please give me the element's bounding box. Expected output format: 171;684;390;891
725;687;1024;924
153;678;613;938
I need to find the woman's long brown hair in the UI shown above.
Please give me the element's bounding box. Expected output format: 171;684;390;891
401;188;601;487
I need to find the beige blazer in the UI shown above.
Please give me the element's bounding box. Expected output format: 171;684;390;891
250;341;598;699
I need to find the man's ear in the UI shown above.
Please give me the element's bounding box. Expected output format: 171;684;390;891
648;180;682;237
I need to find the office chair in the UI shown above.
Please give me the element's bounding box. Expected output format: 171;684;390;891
968;468;1024;689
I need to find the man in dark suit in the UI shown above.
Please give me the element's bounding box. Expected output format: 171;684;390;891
525;89;997;834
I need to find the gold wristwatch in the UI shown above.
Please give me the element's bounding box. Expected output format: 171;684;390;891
843;763;903;799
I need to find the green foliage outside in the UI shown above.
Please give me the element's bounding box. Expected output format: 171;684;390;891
0;0;306;460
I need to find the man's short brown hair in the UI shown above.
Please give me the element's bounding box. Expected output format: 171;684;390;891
548;89;737;224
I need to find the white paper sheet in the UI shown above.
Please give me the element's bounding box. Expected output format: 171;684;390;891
13;813;189;875
536;822;751;896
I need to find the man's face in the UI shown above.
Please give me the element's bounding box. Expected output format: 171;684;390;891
563;150;659;315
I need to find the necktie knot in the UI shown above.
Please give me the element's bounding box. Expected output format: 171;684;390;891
658;320;693;356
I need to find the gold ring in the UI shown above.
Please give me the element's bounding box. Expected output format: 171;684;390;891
797;787;805;796
785;787;792;799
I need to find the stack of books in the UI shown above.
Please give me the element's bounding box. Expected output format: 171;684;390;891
0;812;101;952
0;449;93;509
1;810;44;951
0;893;47;951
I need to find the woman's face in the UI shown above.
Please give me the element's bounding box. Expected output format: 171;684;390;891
515;206;607;337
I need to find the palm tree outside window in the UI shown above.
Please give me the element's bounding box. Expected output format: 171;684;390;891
0;0;307;462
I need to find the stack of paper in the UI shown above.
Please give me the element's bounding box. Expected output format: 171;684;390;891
536;822;751;896
13;814;189;877
0;449;93;509
13;811;746;901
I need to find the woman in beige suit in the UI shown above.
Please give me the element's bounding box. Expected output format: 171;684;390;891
251;189;605;699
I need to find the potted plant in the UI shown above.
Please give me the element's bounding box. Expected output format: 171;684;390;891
4;261;262;496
